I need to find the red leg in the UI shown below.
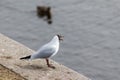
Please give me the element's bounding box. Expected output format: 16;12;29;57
46;58;50;67
45;58;55;69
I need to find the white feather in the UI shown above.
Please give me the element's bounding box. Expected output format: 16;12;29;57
30;35;59;59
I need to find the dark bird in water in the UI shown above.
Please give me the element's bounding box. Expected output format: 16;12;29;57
37;6;52;24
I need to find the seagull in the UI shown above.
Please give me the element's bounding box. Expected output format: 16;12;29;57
20;34;63;68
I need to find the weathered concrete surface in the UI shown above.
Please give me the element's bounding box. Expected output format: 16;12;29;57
0;33;89;80
0;64;26;80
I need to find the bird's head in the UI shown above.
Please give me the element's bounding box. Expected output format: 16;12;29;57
57;34;64;41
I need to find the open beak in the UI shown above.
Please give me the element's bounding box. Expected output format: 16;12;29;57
59;35;64;41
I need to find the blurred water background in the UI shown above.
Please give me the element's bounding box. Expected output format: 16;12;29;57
0;0;120;80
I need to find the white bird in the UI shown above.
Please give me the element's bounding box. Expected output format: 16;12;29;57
20;34;63;68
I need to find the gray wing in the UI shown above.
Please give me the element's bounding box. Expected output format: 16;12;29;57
33;47;56;59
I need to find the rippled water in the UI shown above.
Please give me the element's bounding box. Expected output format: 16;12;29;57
1;0;120;80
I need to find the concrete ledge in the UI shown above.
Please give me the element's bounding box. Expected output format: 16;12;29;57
0;33;90;80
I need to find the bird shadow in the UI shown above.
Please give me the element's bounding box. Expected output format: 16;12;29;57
17;64;49;71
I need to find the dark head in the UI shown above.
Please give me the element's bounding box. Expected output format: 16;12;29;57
47;7;51;11
57;34;64;41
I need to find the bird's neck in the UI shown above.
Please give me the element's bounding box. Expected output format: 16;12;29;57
49;36;59;46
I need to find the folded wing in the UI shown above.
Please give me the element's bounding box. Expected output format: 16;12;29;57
31;47;56;59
